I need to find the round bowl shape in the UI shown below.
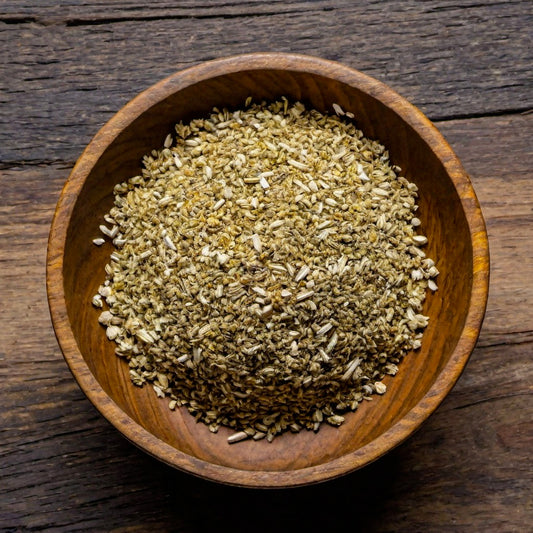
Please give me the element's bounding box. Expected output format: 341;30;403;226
47;53;489;488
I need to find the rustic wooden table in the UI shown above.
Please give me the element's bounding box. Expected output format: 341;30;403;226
1;2;531;531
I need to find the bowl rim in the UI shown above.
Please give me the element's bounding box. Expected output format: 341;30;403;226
46;52;490;488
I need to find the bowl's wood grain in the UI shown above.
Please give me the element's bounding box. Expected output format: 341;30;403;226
47;53;489;487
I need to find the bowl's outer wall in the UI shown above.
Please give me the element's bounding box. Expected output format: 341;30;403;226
49;54;489;487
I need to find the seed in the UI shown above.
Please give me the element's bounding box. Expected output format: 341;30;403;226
293;178;311;193
100;225;119;238
288;159;309;171
296;290;315;302
98;285;111;298
341;358;361;381
374;382;387;394
294;265;310;282
332;147;346;161
332;103;345;116
259;171;274;179
428;266;440;278
428;279;438;291
252;286;267;297
318;349;330;362
213;198;225;211
217;252;230;265
93;238;105;246
228;431;249;444
258;304;273;318
193;347;203;362
163;235;177;251
327;414;345;426
362;385;373;396
198;324;211;337
337;255;348;275
317;220;333;230
385;363;399;376
357;163;370;182
326;332;338;353
251;234;262;253
413;235;428;245
152;385;164;398
106;325;121;340
139;250;152;259
308;180;318;192
98;310;113;325
158;373;169;389
243;345;261;356
316;323;333;336
411;269;424;281
137;329;156;344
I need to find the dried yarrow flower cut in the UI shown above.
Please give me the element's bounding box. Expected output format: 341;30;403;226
92;98;438;443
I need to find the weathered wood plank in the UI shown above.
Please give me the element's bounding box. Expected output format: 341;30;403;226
1;0;531;528
1;352;531;531
0;0;529;23
438;114;533;339
2;0;319;21
0;112;531;529
1;1;531;164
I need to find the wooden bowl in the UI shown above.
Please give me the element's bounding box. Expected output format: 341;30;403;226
47;53;489;488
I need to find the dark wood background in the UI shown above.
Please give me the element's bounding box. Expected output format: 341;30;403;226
1;1;531;531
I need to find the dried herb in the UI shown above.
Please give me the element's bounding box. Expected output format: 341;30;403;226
93;98;438;443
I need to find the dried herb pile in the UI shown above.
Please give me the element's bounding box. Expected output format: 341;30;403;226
93;98;438;443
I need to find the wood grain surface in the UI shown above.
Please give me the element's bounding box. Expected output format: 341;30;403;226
1;0;532;530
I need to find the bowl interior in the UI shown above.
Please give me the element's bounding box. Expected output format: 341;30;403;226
59;64;474;484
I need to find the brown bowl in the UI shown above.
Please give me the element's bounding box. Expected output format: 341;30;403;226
47;53;489;488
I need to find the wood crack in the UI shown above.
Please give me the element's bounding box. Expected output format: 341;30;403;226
0;159;75;170
426;0;521;13
1;7;326;27
0;15;37;24
476;330;533;349
432;106;533;122
452;390;532;411
64;9;312;26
